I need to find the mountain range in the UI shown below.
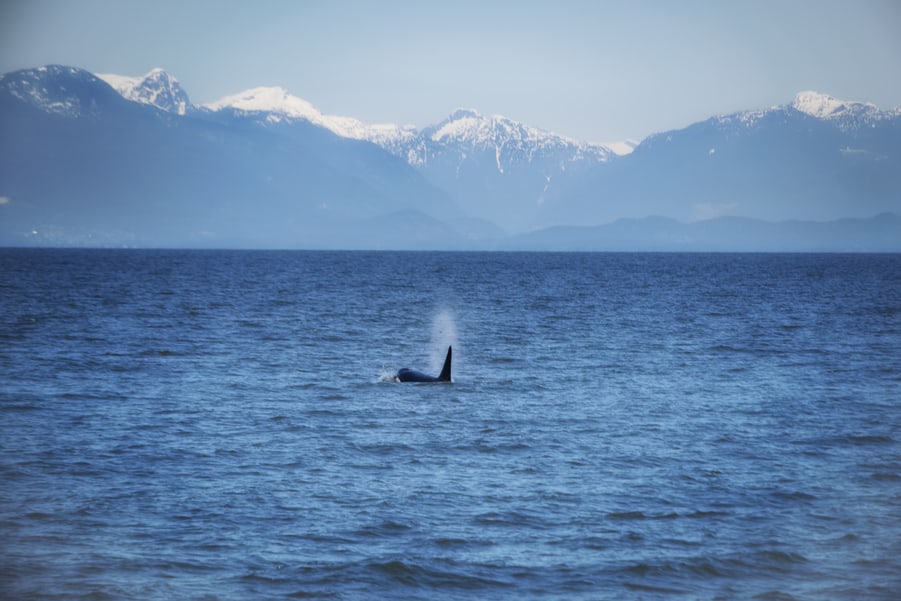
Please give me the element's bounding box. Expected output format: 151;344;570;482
1;64;899;250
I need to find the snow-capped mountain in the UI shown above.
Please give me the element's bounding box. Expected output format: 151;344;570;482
202;86;417;145
203;85;319;118
424;108;613;164
0;65;123;117
551;90;901;225
97;68;191;115
391;108;620;230
200;86;619;168
200;86;623;231
2;63;899;248
703;90;901;137
791;90;901;131
0;65;462;248
398;107;617;189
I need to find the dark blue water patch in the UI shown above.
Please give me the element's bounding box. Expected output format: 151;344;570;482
846;434;895;445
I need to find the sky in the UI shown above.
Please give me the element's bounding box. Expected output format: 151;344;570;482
2;0;900;143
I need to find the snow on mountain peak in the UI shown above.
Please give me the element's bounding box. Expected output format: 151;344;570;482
90;68;625;164
709;91;900;136
97;68;190;115
427;107;615;161
789;90;895;122
788;90;901;133
203;86;319;120
432;108;542;144
430;108;493;143
89;66;625;163
202;86;416;144
792;90;856;119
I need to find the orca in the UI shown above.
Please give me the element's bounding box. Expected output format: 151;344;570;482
396;346;452;383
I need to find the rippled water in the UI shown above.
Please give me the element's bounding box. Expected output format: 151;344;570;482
1;250;900;600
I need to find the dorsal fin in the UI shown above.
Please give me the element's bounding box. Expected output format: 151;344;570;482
438;346;452;382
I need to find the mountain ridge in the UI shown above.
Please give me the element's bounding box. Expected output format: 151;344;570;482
20;66;901;159
97;68;191;116
0;65;466;249
1;64;899;249
171;69;901;231
506;213;901;252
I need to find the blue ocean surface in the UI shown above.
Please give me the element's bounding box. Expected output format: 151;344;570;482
1;249;900;600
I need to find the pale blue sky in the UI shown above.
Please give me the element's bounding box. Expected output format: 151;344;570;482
2;0;900;142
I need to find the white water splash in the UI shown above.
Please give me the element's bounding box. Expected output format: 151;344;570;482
377;367;398;383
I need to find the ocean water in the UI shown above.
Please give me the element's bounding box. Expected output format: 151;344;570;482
1;249;900;600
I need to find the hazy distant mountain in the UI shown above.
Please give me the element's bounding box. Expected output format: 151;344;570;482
545;91;901;226
506;213;901;252
201;91;619;232
201;81;901;233
1;64;899;250
0;65;465;248
386;108;618;232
